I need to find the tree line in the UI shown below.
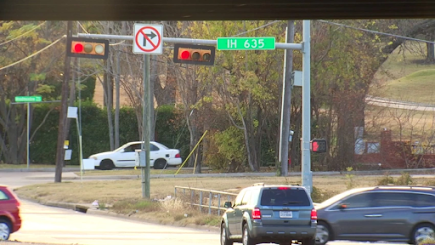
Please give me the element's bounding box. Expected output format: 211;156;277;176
1;19;435;171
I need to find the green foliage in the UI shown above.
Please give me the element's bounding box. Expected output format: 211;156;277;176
155;105;190;158
377;174;395;185
112;198;159;212
78;76;96;101
377;172;414;186
311;186;337;203
206;127;246;171
395;172;414;185
28;102;187;165
345;167;356;189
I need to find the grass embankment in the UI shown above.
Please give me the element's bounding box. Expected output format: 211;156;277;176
372;41;435;103
14;173;435;229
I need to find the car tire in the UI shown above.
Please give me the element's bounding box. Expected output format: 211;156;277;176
153;159;167;169
0;218;11;241
242;223;255;245
412;223;435;245
302;237;316;245
316;221;332;245
221;222;233;245
100;159;115;170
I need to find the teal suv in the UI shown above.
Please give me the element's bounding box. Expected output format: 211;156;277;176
220;184;317;245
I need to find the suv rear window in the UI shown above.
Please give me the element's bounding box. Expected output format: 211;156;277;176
260;188;311;206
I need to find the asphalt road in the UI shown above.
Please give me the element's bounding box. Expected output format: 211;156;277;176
9;200;219;245
1;171;220;245
0;171;412;245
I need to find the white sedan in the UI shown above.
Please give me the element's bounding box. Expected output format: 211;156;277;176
89;141;182;170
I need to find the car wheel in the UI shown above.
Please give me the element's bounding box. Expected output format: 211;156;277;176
316;221;331;245
221;222;233;245
100;159;115;170
153;159;167;169
412;223;435;245
242;223;255;245
302;237;316;245
0;218;11;241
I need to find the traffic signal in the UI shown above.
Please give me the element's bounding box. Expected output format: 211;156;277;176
66;37;109;59
310;139;327;153
173;43;215;66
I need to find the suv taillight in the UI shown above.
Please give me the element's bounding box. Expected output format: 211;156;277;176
175;153;181;158
310;208;317;220
252;208;261;219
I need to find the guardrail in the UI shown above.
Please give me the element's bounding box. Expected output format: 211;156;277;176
174;186;238;215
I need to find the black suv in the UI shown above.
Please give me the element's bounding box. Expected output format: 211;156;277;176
315;186;435;245
220;184;317;245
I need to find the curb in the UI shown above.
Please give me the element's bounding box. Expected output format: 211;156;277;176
20;196;220;233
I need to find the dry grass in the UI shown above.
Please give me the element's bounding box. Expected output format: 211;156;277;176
0;164;61;169
16;175;431;204
14;174;431;228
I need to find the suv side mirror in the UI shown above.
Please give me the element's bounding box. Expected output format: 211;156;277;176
224;201;232;208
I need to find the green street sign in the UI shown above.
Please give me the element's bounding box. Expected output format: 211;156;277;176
217;37;276;50
15;96;42;102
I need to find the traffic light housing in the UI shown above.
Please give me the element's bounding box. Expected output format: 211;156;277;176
173;43;215;66
310;139;327;153
67;37;109;59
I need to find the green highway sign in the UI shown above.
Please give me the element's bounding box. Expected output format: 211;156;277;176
217;37;276;50
15;96;42;102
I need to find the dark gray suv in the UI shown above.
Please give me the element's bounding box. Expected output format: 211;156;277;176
315;186;435;245
221;184;317;245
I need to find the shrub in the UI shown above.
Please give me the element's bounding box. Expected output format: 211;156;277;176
345;167;356;189
395;172;413;185
311;186;337;203
377;174;395;185
377;172;414;186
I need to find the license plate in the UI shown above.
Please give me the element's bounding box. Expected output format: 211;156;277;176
279;211;293;218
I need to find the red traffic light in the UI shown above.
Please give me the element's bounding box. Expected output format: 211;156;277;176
180;50;190;60
173;43;215;66
74;43;84;53
67;37;109;60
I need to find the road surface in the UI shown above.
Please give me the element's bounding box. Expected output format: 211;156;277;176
0;171;411;245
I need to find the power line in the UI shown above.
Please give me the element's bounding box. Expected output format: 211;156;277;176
234;20;281;37
0;35;65;71
0;21;47;46
318;20;435;45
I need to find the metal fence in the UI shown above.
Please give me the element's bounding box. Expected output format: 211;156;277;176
174;186;238;215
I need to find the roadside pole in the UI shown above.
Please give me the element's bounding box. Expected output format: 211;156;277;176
142;54;152;198
301;20;312;193
12;98;61;169
279;20;295;177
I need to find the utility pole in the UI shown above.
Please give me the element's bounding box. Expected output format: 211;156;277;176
279;20;295;176
55;21;72;183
